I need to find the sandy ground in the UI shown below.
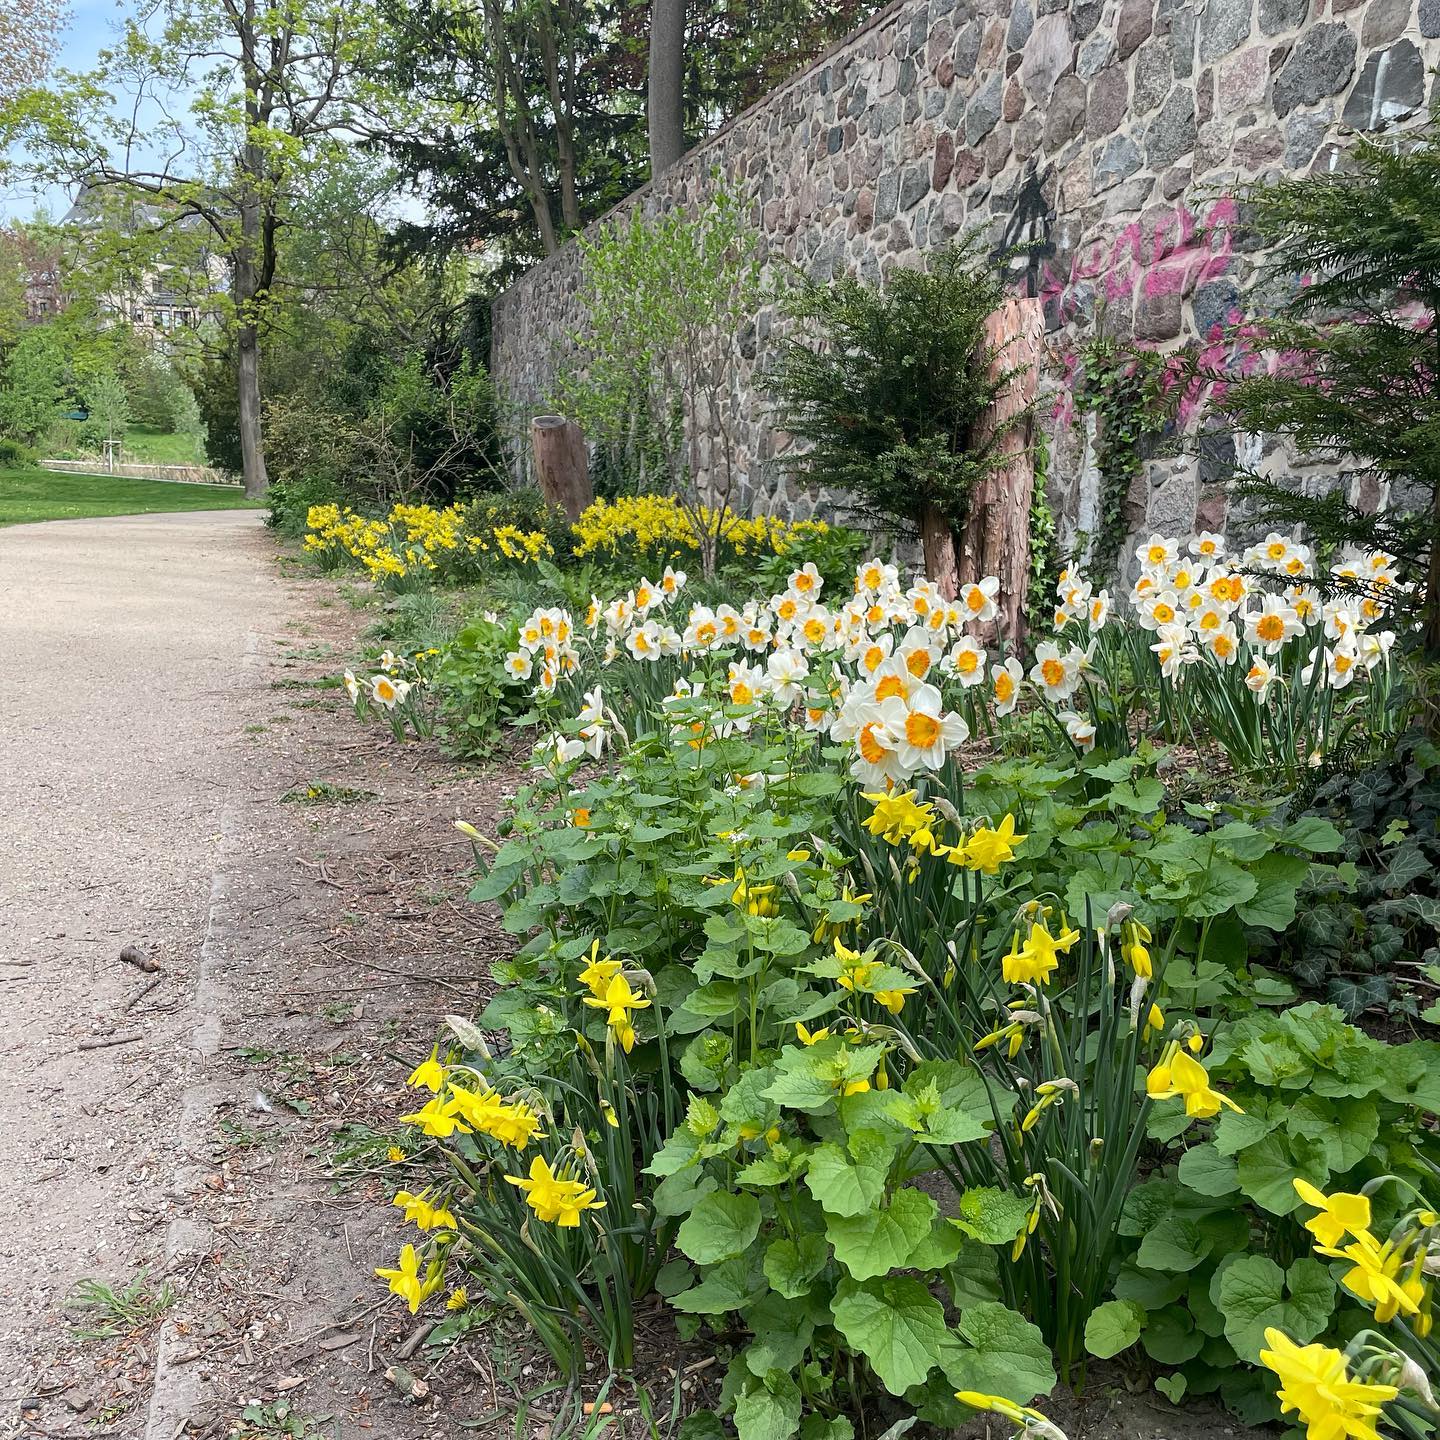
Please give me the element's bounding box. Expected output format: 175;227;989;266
0;510;286;1376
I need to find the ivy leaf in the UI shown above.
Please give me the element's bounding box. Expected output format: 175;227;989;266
950;1187;1032;1246
830;1274;950;1396
676;1193;761;1266
804;1134;891;1217
827;1187;936;1281
763;1235;829;1300
1214;1256;1336;1361
1176;1142;1240;1198
1084;1299;1144;1359
943;1302;1057;1406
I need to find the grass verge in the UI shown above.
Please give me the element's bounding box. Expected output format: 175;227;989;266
0;464;260;527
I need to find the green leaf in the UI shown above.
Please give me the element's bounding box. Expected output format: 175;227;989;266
670;1256;766;1315
734;1372;802;1440
1279;817;1344;853
1214;1256;1336;1361
1236;1133;1330;1215
1155;1375;1188;1405
1286;1096;1378;1174
763;1235;829;1300
1084;1300;1144;1359
943;1302;1057;1406
1136;1218;1209;1272
1139;1304;1203;1365
946;1241;1002;1309
827;1187;936;1281
1237;852;1310;930
676;1192;761;1266
830;1274;950;1396
950;1187;1032;1246
804;1134;891;1217
1177;1142;1240;1198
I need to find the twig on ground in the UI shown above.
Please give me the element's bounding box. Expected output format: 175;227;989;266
78;1029;145;1051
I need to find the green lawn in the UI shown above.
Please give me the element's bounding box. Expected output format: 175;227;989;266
122;423;209;466
0;465;261;527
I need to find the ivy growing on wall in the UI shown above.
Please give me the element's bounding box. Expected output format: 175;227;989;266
1070;333;1171;583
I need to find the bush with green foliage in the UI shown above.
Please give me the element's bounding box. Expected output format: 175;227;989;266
767;236;1024;542
1217;118;1440;653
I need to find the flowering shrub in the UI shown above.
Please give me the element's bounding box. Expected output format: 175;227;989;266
366;533;1435;1438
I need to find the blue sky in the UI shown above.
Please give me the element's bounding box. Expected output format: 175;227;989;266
3;0;139;221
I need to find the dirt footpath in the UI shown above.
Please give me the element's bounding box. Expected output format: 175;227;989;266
0;512;516;1440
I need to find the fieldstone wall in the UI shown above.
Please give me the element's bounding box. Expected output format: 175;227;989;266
490;0;1437;562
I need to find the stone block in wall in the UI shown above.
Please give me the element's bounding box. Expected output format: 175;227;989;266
1342;40;1426;128
1134;41;1175;113
1199;0;1254;63
1145;86;1198;168
1362;0;1411;45
1086;64;1129;138
1272;23;1358;115
1259;0;1310;33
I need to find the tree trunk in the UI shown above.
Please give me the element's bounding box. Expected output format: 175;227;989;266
530;414;592;522
647;0;685;177
921;501;960;599
236;321;268;498
959;296;1045;646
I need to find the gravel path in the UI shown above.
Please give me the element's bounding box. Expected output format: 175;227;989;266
0;511;286;1421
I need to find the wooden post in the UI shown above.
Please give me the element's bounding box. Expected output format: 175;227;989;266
959;296;1045;646
530;415;593;522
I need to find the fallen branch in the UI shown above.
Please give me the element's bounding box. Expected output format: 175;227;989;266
123;974;165;1012
78;1029;145;1051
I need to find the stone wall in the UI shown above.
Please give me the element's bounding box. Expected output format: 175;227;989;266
490;0;1437;562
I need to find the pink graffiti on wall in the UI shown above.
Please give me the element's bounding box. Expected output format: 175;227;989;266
1044;196;1253;429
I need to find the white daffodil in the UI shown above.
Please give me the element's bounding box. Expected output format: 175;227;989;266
991;656;1024;717
947;636;988;688
958;575;1001;626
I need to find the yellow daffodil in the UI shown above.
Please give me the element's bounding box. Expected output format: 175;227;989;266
406;1045;446;1093
954;1391;1054;1430
582;974;651;1054
1146;1043;1242;1119
1144;1002;1165;1040
445;1084;545;1149
392;1189;457;1232
1260;1328;1396;1440
954;815;1026;875
861;790;937;846
505;1155;604;1227
1318;1230;1421;1322
375;1243;444;1314
1122;918;1153;978
1000;918;1078;986
873;986;916;1014
578;941;622;996
399;1092;471;1138
795;1021;831;1046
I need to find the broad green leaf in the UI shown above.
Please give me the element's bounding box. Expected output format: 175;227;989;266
745;1294;815;1375
1177;1142;1240;1198
1237;852;1310;930
1139;1304;1203;1365
676;1192;761;1266
943;1302;1057;1405
1113;1264;1187;1309
831;1275;950;1396
1136;1217;1208;1272
763;1235;829;1300
804;1136;890;1217
906;1218;967;1273
1279;817;1344;853
951;1187;1032;1246
1155;1375;1188;1405
946;1241;1003;1308
734;1373;802;1440
827;1187;936;1281
1236;1133;1330;1215
1286;1096;1378;1174
670;1256;766;1314
1214;1256;1336;1361
1084;1299;1144;1358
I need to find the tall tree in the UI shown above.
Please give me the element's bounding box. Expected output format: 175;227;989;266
0;0;65;110
648;0;684;177
8;0;385;495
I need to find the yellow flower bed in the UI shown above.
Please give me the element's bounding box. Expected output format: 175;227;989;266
570;493;831;561
303;501;553;584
